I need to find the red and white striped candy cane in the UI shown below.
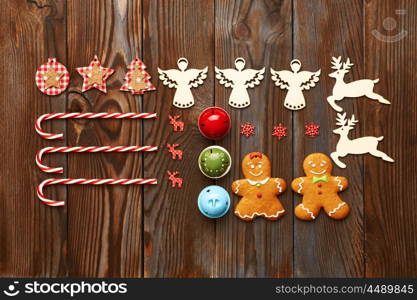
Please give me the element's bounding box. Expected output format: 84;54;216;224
36;145;158;173
36;112;157;140
38;178;158;207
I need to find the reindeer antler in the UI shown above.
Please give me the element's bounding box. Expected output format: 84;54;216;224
342;57;354;71
336;112;347;126
347;114;359;128
331;56;342;70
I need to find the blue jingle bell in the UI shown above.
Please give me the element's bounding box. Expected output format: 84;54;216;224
198;185;230;218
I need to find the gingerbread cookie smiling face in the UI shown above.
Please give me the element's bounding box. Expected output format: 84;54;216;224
242;152;271;181
292;153;349;221
303;153;332;176
232;152;286;221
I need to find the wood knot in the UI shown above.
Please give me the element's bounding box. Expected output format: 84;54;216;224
233;22;251;41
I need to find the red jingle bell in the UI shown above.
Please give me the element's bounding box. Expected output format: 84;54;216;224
198;107;231;140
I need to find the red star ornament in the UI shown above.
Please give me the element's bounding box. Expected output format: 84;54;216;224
76;55;114;93
120;57;156;95
305;122;320;138
272;123;287;140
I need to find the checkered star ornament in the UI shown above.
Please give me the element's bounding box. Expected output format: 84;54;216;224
35;58;69;95
120;57;155;95
76;55;114;93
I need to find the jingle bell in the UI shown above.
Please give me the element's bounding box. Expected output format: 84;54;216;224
198;185;230;218
198;107;231;140
198;145;232;179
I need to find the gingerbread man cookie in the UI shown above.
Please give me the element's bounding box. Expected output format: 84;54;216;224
291;153;349;221
232;152;286;221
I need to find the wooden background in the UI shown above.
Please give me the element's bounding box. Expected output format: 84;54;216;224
0;0;416;278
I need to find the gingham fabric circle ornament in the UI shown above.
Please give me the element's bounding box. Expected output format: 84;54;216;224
76;55;114;93
120;57;156;95
35;58;69;95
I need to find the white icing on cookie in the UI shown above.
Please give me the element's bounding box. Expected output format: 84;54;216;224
234;209;285;220
335;176;343;191
328;202;346;216
299;204;315;219
297;177;304;193
234;181;240;193
247;177;269;186
274;178;282;193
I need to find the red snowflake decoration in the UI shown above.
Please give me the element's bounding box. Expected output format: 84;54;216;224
305;122;320;138
272;123;287;140
240;122;255;137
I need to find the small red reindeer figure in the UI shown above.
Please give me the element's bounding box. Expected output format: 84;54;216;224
167;171;183;188
168;115;184;132
167;143;183;160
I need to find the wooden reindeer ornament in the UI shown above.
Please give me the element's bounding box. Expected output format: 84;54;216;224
327;57;391;112
215;58;265;108
270;59;321;110
158;58;208;108
330;113;394;168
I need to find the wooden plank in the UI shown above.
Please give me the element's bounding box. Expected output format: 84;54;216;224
0;0;67;276
142;0;216;277
293;0;364;277
364;0;417;277
214;0;293;277
66;0;143;277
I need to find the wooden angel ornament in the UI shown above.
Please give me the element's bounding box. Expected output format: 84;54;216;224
327;56;391;112
158;58;208;108
270;59;320;110
215;58;265;108
331;113;394;168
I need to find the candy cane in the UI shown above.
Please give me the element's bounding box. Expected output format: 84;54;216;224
38;178;158;207
36;112;157;140
36;145;158;173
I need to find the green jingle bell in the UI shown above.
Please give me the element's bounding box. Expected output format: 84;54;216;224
198;146;232;179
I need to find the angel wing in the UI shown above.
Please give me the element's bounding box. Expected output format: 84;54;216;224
158;68;181;88
270;68;293;90
242;67;265;88
186;67;208;88
215;67;237;88
298;70;321;90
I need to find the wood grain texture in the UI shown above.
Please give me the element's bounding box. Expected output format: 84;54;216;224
0;0;416;278
142;0;216;277
66;0;143;277
0;0;67;276
364;0;417;277
293;0;364;277
214;0;293;277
